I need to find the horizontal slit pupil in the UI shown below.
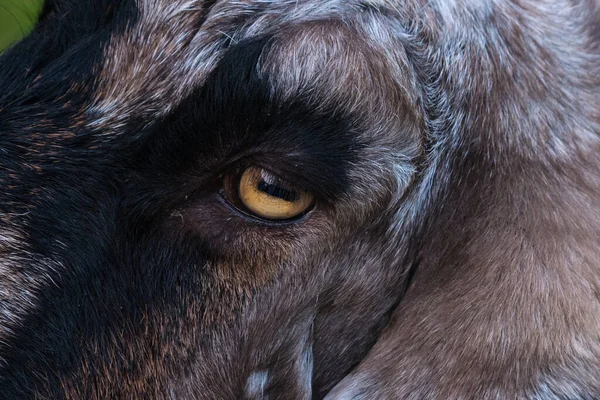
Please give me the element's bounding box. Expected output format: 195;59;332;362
257;180;298;202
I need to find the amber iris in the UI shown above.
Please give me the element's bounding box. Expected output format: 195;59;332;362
238;166;314;221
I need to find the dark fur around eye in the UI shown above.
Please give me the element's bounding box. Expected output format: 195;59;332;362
133;34;366;203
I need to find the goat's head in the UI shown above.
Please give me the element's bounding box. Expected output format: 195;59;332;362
1;0;599;399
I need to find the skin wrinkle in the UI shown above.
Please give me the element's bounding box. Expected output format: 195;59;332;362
88;0;422;135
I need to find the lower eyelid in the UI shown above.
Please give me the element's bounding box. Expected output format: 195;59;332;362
218;187;314;225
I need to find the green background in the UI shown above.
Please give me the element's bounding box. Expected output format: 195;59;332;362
0;0;45;52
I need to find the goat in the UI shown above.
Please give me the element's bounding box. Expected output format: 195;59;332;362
0;0;599;398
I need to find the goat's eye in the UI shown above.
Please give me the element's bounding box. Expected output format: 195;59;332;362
229;166;314;221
